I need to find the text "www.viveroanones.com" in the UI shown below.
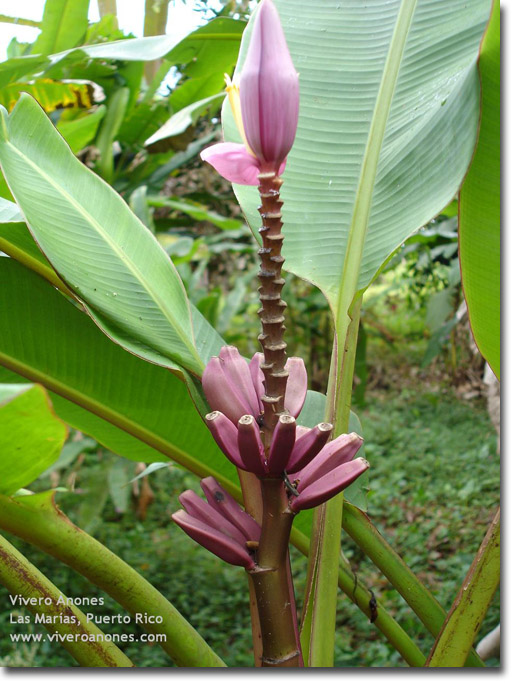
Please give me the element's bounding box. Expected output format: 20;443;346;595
10;632;166;643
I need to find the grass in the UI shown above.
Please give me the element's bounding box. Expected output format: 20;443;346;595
335;388;499;667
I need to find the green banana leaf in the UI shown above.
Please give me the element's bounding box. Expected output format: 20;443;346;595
0;259;235;482
0;95;203;377
459;1;500;378
0;200;225;370
46;17;245;67
224;0;491;319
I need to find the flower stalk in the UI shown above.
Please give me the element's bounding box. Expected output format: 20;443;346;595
256;171;289;442
249;478;302;667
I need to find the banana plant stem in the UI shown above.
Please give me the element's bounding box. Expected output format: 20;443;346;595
426;507;500;667
0;492;225;667
0;532;133;667
301;297;362;665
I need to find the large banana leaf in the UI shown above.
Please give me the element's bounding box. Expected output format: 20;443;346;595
459;1;500;378
0;95;203;377
0;200;225;368
225;0;491;316
0;259;235;484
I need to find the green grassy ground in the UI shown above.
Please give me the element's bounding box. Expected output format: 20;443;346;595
334;389;499;667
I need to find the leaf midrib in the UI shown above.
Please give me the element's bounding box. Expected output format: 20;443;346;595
335;0;418;334
0;349;238;498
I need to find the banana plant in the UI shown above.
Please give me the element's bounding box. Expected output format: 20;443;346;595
0;0;499;668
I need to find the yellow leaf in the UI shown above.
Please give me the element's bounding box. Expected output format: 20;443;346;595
0;79;92;113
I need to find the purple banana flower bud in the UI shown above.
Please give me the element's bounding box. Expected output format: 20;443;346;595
205;411;246;470
292;432;364;491
286;422;333;473
200;0;299;185
238;415;267;475
178;490;248;546
172;510;256;569
250;353;308;419
200;477;261;541
290;458;370;513
268;414;297;474
240;0;299;169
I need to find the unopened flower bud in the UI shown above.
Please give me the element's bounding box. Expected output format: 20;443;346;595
200;0;299;185
240;0;299;169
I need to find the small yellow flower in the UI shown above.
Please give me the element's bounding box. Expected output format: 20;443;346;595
224;73;255;157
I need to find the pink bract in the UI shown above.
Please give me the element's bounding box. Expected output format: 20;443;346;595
240;0;299;168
